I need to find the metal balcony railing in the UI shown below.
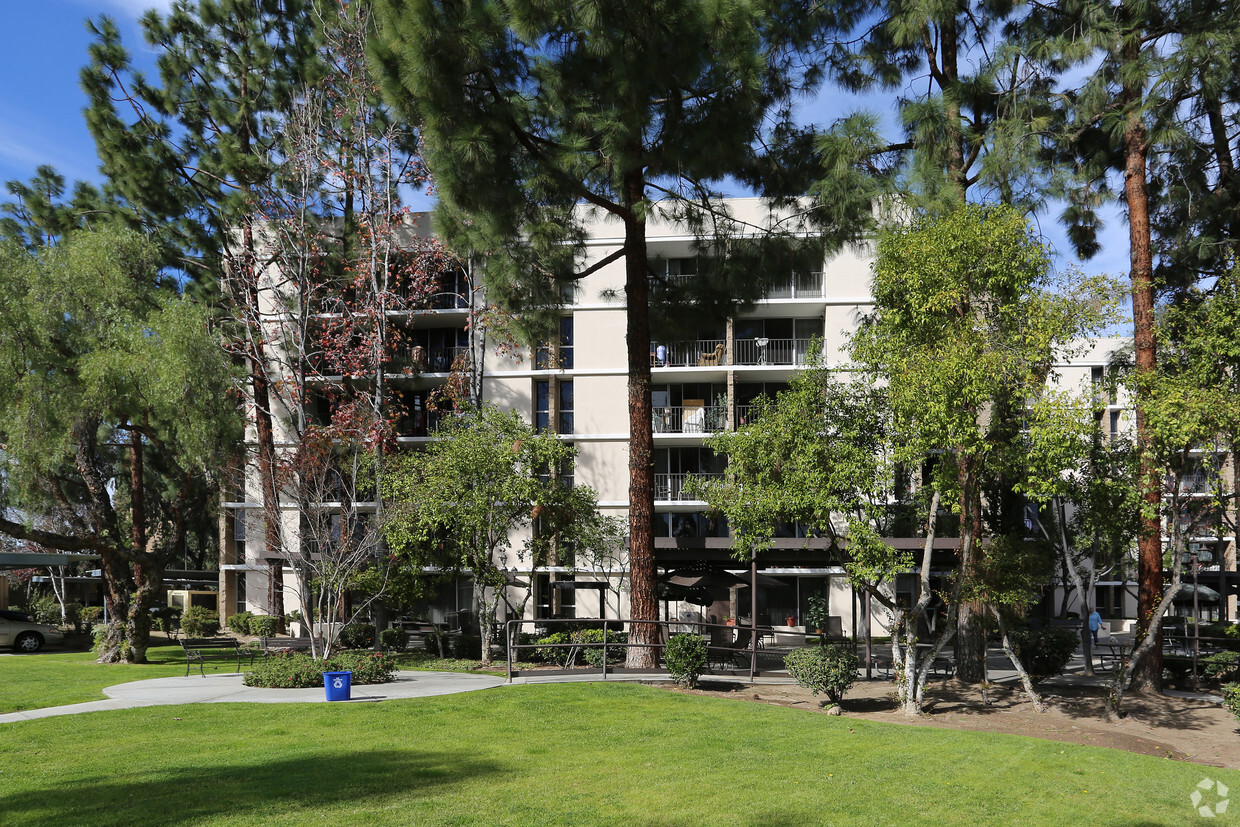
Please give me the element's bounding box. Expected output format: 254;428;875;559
652;405;727;434
651;339;728;368
733;337;816;366
654;472;723;501
763;271;825;299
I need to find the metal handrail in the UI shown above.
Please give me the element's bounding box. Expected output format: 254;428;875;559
504;616;793;682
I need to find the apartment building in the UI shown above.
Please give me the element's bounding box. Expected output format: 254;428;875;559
219;199;1232;639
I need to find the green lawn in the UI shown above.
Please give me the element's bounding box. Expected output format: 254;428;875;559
0;681;1233;825
0;644;193;712
0;643;509;714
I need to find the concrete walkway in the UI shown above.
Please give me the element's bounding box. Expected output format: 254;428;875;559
0;670;505;724
3;644;1223;724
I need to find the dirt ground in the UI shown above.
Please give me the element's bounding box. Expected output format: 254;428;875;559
659;676;1240;769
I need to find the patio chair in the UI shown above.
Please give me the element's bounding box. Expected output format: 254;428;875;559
697;343;725;366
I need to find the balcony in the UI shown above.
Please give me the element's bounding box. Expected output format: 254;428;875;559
763;271;824;300
655;472;724;501
653;405;727;434
733;337;815;366
396;345;470;373
652;339;728;368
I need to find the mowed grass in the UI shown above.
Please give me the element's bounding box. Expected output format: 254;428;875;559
0;643;197;712
1;682;1234;826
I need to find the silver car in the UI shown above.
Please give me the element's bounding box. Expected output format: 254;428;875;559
0;609;64;653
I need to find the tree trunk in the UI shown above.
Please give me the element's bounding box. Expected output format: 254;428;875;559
622;172;658;668
1122;70;1163;692
955;457;987;683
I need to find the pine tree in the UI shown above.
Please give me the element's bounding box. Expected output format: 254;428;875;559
1024;0;1240;689
369;0;818;666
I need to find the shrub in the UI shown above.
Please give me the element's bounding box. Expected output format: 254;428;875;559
249;615;279;637
452;633;482;659
665;633;707;688
379;628;408;652
243;650;398;688
338;622;375;650
330;650;399;684
80;606;103;625
181;605;220;637
227;612;254;635
63;602;84;633
574;628;627;667
21;594;61;625
1224;683;1240;723
151;606;181;634
784;644;859;704
424;630;450;657
1007;628;1078;683
534;632;574;666
1204;651;1240;681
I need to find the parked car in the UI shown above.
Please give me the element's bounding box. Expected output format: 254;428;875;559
0;609;64;653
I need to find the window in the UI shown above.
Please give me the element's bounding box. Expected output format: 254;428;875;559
535;315;573;370
559;316;574;369
558;380;574;433
536;380;551;431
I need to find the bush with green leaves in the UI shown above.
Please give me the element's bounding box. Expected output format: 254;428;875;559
1204;651;1240;682
664;633;707;688
243;650;398;688
1224;683;1240;723
63;602;84;632
379;628;408;651
1007;628;1078;683
20;594;61;625
424;630;450;657
249;615;279;637
151;606;181;634
534;632;575;666
338;622;375;649
80;606;103;625
181;605;221;637
574;628;627;667
453;633;482;659
784;644;859;704
227;612;254;635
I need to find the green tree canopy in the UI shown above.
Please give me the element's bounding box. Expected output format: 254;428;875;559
0;228;240;662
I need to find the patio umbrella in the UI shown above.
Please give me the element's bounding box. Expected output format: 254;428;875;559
1172;583;1221;602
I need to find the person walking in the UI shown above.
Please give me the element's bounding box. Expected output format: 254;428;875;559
1088;608;1103;646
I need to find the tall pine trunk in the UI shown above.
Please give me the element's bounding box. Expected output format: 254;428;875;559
623;173;658;668
1122;65;1163;692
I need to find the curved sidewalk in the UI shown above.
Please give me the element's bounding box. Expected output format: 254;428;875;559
0;670;505;724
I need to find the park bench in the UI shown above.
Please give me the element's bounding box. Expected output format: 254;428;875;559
180;637;244;676
257;636;325;658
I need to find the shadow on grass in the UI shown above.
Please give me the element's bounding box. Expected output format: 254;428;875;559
1;748;501;825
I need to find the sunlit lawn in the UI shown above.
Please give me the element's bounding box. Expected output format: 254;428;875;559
1;681;1234;826
0;642;191;713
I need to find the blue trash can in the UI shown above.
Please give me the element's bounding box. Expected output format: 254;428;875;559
323;671;352;701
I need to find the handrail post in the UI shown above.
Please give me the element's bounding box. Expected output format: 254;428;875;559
602;622;609;680
506;620;513;682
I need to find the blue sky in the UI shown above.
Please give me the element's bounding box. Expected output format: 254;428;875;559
0;1;1130;280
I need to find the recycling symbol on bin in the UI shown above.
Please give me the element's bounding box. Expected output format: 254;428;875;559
332;677;345;689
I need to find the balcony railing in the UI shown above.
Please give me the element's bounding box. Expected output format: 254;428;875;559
651;339;728;368
396;345;470;373
733;337;816;366
763;271;824;299
653;405;727;434
654;472;724;501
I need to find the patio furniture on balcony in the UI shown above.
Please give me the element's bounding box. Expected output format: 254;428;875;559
698;343;725;366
